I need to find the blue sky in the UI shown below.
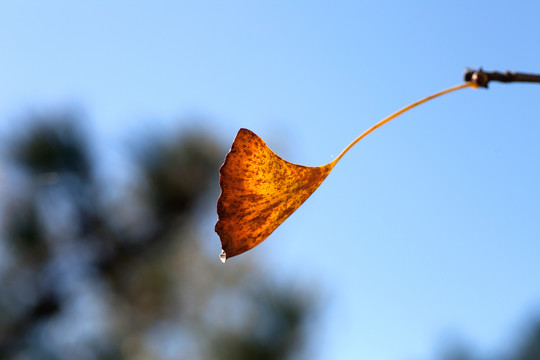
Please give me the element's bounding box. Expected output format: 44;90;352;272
1;2;540;359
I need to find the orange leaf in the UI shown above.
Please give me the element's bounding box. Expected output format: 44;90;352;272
216;129;333;261
216;83;474;262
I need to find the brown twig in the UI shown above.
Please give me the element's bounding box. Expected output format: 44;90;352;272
464;68;540;88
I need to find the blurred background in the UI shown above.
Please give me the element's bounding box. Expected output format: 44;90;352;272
1;2;539;360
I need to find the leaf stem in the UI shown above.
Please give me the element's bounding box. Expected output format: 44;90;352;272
330;82;476;166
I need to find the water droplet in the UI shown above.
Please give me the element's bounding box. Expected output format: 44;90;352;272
219;250;227;264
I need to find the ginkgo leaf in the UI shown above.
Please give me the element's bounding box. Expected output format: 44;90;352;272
216;128;334;260
216;82;474;262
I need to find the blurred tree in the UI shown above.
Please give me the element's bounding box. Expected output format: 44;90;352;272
0;112;313;360
511;321;540;360
433;319;540;360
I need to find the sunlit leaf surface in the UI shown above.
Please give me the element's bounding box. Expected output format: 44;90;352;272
216;129;333;260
